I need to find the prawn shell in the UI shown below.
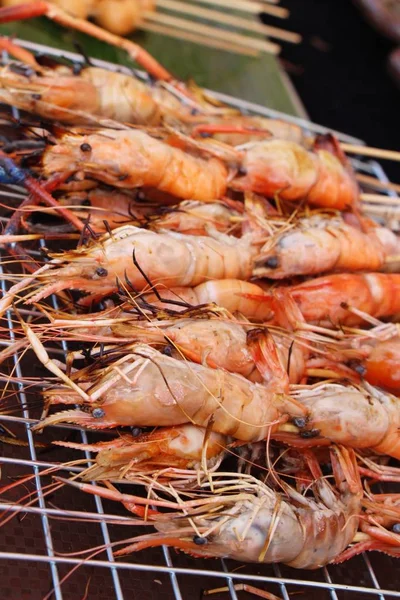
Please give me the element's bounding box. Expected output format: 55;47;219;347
240;140;318;200
364;339;400;393
82;67;161;124
299;385;390;448
307;150;358;210
256;215;387;279
42;129;228;202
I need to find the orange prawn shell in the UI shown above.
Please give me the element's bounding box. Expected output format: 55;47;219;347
307;150;359;210
42;129;228;202
240;140;318;200
364;339;400;394
0;66;100;122
290;273;400;326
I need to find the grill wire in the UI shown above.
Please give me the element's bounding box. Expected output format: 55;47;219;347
0;41;399;600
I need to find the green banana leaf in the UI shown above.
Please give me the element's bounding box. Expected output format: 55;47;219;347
0;17;298;114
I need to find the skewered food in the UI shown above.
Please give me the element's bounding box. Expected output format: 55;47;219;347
1;26;400;576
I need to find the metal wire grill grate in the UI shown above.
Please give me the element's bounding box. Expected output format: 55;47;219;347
0;40;399;600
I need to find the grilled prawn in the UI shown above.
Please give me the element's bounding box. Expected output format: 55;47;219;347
60;446;366;569
34;344;308;441
288;273;400;326
22;225;255;304
255;213;399;278
277;382;400;459
42;128;227;202
234;136;359;210
55;424;227;481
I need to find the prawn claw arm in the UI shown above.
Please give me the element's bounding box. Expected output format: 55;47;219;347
0;1;173;82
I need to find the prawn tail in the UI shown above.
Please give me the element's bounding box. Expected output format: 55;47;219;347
330;445;361;495
246;328;288;391
32;409;119;431
271;288;305;330
313;133;348;166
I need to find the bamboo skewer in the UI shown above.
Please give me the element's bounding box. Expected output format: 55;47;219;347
187;0;289;19
256;0;281;5
362;205;400;216
144;12;281;54
140;21;258;56
341;143;400;162
156;0;301;43
360;193;400;205
357;173;400;194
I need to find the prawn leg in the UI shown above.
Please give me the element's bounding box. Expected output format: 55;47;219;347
0;1;173;81
0;35;43;71
0;153;85;232
55;477;158;518
18;316;90;403
203;584;281;599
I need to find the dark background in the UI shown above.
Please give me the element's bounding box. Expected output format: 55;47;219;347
262;0;400;180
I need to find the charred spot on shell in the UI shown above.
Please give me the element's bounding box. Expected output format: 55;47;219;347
92;408;105;419
31;93;42;101
80;143;92;153
193;536;208;545
95;267;109;278
292;417;307;429
300;428;320;439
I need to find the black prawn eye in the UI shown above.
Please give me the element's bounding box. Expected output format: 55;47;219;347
300;428;320;439
193;536;208;545
292;417;307;429
265;256;279;269
92;408;105;419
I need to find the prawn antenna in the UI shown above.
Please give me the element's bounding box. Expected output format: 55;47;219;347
131;248;192;309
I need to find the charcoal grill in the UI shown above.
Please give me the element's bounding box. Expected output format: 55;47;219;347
0;40;399;600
